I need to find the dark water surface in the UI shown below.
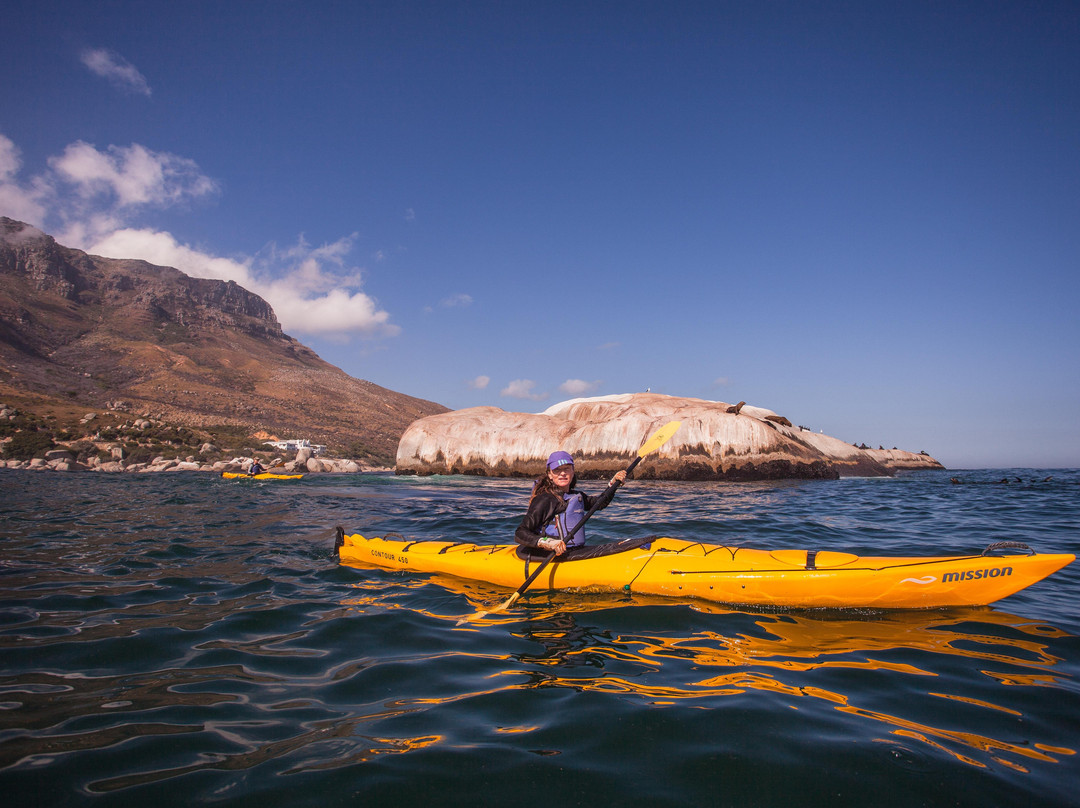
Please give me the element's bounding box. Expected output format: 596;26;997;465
1;468;1078;807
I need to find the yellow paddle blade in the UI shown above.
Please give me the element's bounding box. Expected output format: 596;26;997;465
457;592;519;625
638;420;681;458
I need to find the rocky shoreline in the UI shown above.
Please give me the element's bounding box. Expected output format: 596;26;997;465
0;446;389;474
0;402;388;475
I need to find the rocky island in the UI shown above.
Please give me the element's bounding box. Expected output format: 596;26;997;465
396;393;943;480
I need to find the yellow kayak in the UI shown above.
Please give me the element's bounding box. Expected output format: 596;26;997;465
335;530;1074;610
221;471;304;480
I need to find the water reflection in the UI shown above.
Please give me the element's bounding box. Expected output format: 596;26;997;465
344;576;1076;773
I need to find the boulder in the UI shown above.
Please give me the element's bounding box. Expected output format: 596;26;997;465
395;392;944;480
863;448;944;470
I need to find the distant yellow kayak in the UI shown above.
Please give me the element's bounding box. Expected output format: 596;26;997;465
221;471;304;480
335;530;1073;610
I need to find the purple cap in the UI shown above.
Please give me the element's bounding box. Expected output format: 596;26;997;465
546;451;574;470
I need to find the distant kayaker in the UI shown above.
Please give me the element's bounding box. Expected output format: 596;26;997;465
515;451;627;557
248;460;264;476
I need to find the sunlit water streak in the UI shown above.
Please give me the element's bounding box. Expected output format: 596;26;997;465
1;468;1078;807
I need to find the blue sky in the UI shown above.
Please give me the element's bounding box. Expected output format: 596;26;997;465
2;1;1077;469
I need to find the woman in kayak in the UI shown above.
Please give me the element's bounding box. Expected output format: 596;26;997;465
515;451;626;557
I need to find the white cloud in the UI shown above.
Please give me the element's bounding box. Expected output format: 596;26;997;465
501;379;547;401
80;48;152;97
0;134;19;179
2;133;397;339
713;376;730;386
559;379;602;396
468;375;490;390
87;228;398;337
0;133;49;225
88;228;252;284
50;141;217;208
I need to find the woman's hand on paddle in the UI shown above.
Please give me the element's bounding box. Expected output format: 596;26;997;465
612;469;627;486
538;538;566;555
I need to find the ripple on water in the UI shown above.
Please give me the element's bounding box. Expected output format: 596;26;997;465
1;469;1078;807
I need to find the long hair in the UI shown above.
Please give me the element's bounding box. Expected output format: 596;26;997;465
529;468;577;503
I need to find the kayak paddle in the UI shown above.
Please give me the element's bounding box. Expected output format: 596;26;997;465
457;419;681;624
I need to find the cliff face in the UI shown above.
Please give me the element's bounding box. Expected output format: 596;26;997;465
0;218;447;462
396;392;944;480
1;219;280;341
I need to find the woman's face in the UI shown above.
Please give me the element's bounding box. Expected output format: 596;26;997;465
548;465;574;490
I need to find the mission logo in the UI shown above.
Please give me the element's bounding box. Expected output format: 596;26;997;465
941;566;1013;583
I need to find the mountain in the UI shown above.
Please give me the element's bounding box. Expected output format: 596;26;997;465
0;217;447;464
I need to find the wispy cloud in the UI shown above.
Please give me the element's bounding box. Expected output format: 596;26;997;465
80;48;152;97
424;292;473;314
439;293;472;308
50;141;217;208
0;133;48;224
468;375;490;390
0;134;20;178
559;379;602;396
0;132;398;340
500;379;547;401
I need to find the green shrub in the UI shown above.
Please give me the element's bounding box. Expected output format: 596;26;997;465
67;441;96;462
125;446;153;464
2;430;56;460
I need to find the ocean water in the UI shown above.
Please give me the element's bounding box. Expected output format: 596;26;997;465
1;468;1078;807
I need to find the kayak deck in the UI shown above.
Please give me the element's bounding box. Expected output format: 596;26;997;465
336;531;1074;610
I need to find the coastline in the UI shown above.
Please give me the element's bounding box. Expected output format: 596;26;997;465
0;452;392;474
